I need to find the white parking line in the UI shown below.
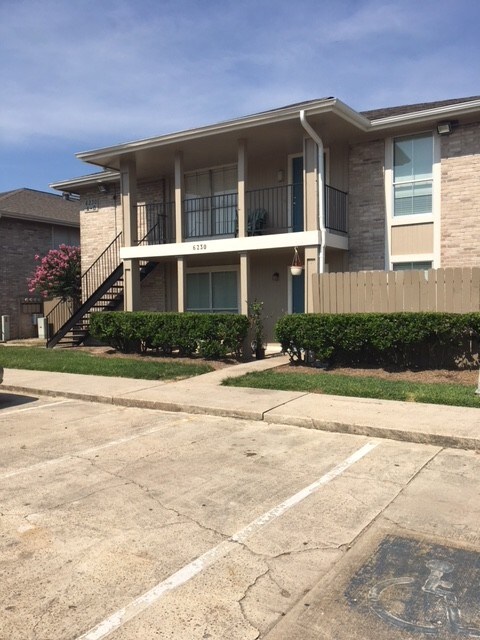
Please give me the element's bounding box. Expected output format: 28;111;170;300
0;399;72;417
0;417;191;480
76;440;379;640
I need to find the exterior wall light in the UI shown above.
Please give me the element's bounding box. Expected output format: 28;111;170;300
272;272;279;281
436;122;453;135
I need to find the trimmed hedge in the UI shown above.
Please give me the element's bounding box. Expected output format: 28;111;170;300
275;312;480;369
90;311;249;359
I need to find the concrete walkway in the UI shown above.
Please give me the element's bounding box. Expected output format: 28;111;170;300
2;354;480;450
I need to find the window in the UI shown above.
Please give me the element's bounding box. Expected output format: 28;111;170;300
185;167;237;238
393;134;433;216
186;270;238;313
392;261;432;271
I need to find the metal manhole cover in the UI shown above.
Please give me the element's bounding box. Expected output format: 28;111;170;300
345;536;480;637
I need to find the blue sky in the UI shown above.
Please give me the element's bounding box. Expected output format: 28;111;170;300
1;0;479;194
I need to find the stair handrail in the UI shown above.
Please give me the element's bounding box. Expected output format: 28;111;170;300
45;232;123;341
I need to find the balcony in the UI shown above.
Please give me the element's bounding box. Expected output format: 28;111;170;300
137;201;176;245
136;184;347;245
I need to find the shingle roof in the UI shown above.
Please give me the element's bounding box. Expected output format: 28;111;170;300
0;188;80;226
361;96;480;121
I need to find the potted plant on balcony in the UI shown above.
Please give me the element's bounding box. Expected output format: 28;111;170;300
248;299;266;359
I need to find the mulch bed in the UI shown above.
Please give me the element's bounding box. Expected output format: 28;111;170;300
274;363;478;387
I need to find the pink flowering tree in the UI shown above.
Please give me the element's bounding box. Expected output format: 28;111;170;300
28;245;81;303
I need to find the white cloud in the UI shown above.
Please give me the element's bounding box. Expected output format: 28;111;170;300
0;0;479;150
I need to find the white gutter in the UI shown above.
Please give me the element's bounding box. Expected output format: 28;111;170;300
370;98;480;129
300;110;326;274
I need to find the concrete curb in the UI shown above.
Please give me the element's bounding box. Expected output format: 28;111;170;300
3;358;480;451
262;413;480;450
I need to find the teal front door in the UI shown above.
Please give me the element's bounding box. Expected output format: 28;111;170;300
292;270;305;314
292;156;304;232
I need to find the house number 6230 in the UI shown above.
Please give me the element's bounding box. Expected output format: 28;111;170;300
193;243;207;251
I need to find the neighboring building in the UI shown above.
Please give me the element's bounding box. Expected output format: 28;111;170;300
50;95;480;343
0;189;80;339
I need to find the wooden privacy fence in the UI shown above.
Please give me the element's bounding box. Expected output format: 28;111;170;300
312;268;480;314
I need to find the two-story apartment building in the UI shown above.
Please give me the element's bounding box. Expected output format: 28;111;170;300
50;95;480;345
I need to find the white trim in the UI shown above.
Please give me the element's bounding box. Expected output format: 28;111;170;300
384;137;393;270
432;132;442;268
385;131;440;269
390;213;434;227
370;98;480;129
121;230;321;260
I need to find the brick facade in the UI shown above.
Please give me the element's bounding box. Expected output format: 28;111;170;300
79;179;168;309
440;121;480;267
0;218;79;339
347;139;386;271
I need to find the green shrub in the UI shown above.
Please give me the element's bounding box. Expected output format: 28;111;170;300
275;312;480;369
90;311;249;359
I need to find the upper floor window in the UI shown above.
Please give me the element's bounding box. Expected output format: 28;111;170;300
393;134;433;217
184;166;237;238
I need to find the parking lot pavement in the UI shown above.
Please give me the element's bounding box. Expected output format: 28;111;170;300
1;394;479;639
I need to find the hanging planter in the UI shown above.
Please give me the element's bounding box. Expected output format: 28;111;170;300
290;247;304;276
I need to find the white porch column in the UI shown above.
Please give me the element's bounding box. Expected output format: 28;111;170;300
175;152;185;313
120;159;141;311
237;139;247;238
240;252;250;315
175;151;184;243
177;256;185;313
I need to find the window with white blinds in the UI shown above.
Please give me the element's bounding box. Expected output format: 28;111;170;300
393;134;433;217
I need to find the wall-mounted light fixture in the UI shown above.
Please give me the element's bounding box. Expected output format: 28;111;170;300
277;170;284;183
98;183;109;194
272;272;280;282
436;121;453;136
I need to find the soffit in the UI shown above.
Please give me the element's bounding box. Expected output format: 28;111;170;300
85;110;366;180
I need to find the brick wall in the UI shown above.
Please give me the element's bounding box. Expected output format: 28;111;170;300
79;179;168;309
440;121;480;267
80;179;167;273
347;139;386;271
0;218;79;339
140;264;167;311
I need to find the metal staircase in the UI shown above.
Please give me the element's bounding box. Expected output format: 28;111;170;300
45;233;158;349
45;233;124;348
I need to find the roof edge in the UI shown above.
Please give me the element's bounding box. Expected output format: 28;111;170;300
370;98;480;128
76;98;372;164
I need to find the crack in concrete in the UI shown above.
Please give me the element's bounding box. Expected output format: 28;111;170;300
82;456;230;541
336;446;445;550
32;596;57;639
237;564;270;640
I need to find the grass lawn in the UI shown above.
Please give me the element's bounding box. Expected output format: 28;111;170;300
223;369;480;408
0;346;213;380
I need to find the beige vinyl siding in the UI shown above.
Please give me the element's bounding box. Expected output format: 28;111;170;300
391;223;434;255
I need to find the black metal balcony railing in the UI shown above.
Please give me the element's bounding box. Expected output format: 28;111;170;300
137;202;175;245
136;183;347;244
184;193;238;239
325;185;348;233
245;184;297;234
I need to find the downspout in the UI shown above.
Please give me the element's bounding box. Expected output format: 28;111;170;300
299;110;325;274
